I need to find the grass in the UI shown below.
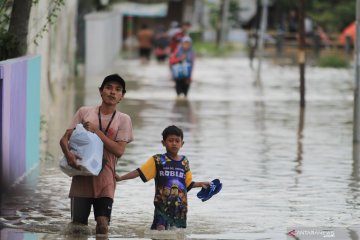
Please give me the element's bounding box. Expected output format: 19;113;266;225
316;54;350;68
192;41;243;57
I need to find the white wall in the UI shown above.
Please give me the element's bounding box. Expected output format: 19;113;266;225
85;11;122;76
27;0;78;159
238;0;257;24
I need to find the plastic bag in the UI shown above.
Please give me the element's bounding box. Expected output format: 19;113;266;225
60;124;103;177
171;61;192;79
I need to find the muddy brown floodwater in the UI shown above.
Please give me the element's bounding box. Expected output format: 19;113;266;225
1;58;360;240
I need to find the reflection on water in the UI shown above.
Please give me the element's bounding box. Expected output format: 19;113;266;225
1;58;360;239
295;107;305;175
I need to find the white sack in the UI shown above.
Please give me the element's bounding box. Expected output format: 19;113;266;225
60;124;103;177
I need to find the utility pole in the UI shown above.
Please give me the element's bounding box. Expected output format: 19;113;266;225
354;0;360;142
298;0;306;108
255;0;269;85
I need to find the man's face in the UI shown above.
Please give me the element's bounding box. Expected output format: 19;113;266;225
100;81;124;105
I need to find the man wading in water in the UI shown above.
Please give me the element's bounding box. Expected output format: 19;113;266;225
60;74;133;235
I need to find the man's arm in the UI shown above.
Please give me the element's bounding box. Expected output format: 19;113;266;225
83;122;128;158
59;129;81;169
97;131;127;158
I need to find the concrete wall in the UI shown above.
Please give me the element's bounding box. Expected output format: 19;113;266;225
0;1;78;188
85;11;122;76
0;55;41;187
27;1;78;160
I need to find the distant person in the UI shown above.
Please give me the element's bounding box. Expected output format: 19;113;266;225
288;10;298;34
169;22;191;54
169;36;195;98
115;125;211;230
154;25;170;63
316;25;332;47
137;24;154;64
59;74;133;235
168;21;181;51
304;16;313;36
304;15;314;44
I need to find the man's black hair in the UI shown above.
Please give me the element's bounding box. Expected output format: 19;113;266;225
162;125;184;140
99;74;126;94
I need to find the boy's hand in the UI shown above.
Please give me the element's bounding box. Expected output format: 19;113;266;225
115;174;122;182
201;182;211;189
193;181;211;189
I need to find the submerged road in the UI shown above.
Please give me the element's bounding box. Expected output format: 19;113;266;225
1;56;359;239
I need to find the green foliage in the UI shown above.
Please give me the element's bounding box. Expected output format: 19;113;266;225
271;0;355;34
0;31;23;60
302;1;355;32
207;0;220;30
0;0;65;60
189;31;202;42
192;41;239;57
206;0;242;29
316;55;350;68
307;0;355;32
0;0;11;32
33;0;65;45
275;0;297;11
228;0;240;27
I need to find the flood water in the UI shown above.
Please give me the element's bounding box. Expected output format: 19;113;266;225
1;57;360;239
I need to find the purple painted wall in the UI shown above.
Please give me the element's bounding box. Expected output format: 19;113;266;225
1;55;41;188
10;60;27;182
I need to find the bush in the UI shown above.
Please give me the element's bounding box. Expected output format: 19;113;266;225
316;55;350;68
189;31;202;42
192;41;239;57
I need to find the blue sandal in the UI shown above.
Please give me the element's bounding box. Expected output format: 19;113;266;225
197;179;222;202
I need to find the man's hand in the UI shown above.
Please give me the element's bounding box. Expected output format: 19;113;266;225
83;121;98;134
66;151;81;170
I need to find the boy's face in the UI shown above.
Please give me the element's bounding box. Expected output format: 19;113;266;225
182;41;191;50
162;134;184;155
99;81;124;105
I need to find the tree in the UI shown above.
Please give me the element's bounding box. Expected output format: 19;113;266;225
0;0;32;60
0;0;65;61
307;0;355;32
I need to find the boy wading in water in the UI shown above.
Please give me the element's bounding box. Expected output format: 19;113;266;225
169;36;194;98
116;125;210;230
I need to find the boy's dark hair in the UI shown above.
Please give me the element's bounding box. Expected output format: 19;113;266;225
99;74;126;94
162;125;183;140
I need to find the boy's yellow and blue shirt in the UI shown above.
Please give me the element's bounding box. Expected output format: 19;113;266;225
137;154;194;228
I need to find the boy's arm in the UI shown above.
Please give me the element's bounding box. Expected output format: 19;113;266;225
115;170;139;182
192;181;211;189
116;156;156;182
